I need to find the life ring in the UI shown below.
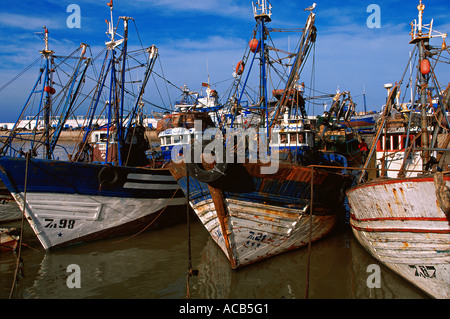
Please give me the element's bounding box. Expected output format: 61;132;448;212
236;61;245;76
98;165;121;188
186;139;228;183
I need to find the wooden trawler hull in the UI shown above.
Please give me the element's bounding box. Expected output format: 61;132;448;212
346;174;450;298
170;161;350;269
0;156;186;250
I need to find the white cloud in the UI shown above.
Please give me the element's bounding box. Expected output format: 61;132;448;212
0;12;65;31
129;0;249;18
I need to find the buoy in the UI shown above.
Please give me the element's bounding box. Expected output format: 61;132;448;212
44;86;56;94
420;58;431;75
249;38;259;53
236;61;245;75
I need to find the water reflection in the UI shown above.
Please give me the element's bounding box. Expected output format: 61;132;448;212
1;208;429;299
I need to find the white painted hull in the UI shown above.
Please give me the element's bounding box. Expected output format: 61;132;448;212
12;191;186;250
347;175;450;298
11;191;186;250
0;157;187;250
191;197;336;268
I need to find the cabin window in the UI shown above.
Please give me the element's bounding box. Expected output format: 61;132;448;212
173;135;181;144
401;135;415;150
392;135;399;150
164;136;171;145
298;133;305;144
280;133;288;144
290;133;297;144
416;137;421;147
385;136;391;150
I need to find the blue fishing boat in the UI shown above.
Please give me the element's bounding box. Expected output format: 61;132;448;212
163;0;352;269
0;2;185;250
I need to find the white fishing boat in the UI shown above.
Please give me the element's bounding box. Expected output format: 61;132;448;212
0;2;186;250
346;1;450;299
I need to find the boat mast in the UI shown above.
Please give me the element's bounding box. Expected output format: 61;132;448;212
40;26;54;159
104;0;124;164
117;16;133;166
416;1;431;170
252;0;272;135
410;1;448;172
268;9;316;130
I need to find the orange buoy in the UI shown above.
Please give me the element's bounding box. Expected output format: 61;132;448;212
249;38;259;53
236;61;245;75
420;58;431;75
44;86;56;94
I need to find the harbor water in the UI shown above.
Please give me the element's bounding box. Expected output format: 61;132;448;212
0;142;429;299
1;201;429;299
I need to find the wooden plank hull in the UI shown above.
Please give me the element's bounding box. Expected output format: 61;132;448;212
346;175;450;298
191;195;337;268
170;161;350;269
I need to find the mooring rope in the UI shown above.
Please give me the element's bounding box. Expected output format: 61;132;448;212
9;151;30;299
186;166;192;299
112;184;181;244
305;166;314;299
186;165;198;299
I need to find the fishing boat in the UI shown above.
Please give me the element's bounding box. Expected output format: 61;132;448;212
0;227;19;251
0;2;185;250
165;0;352;269
346;112;379;134
316;91;365;167
346;1;450;299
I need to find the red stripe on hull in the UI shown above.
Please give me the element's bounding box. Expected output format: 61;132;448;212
350;223;450;234
346;175;450;193
349;213;447;223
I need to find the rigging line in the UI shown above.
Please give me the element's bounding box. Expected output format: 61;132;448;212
307;42;316;115
267;60;289;87
152;69;183;93
152;74;167;110
211;77;235;87
157;57;173;109
302;84;332;96
132;20;147;62
266;36;292;85
92;46;108;62
0;56;43;93
269;28;304;33
125;54;136;98
52;48;81;71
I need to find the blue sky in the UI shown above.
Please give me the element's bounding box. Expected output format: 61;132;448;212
0;0;449;122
